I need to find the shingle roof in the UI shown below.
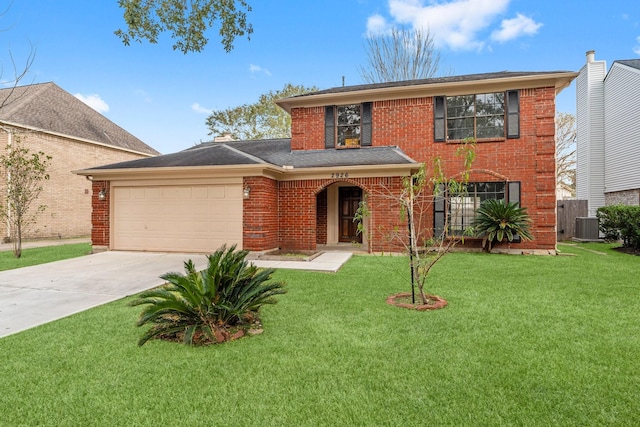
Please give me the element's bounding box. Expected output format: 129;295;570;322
87;138;416;170
227;139;415;168
0;82;159;156
615;59;640;70
287;71;575;98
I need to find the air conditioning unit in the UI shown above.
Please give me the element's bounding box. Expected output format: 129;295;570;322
575;217;600;240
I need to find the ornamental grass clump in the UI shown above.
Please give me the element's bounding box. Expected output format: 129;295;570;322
130;245;286;346
472;199;533;253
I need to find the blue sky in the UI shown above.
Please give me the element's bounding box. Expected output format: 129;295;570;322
2;0;639;154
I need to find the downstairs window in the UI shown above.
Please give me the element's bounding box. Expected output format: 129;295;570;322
434;181;522;240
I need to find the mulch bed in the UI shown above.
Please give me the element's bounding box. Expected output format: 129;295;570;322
612;246;640;256
386;292;448;311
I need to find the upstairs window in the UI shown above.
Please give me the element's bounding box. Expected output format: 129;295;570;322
337;104;361;147
325;103;372;148
434;90;519;142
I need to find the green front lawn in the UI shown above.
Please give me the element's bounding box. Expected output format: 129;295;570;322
0;243;92;271
0;243;638;426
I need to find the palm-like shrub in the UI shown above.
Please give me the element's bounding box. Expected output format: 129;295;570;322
472;199;533;253
130;245;286;346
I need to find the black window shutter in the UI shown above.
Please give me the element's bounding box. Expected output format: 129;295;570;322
433;96;447;142
361;102;372;146
325;106;335;149
434;96;445;142
434;184;446;236
506;90;520;139
507;181;522;242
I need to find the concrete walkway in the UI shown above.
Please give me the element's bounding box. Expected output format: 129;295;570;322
0;246;352;339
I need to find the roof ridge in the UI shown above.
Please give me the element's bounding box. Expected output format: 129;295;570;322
222;143;268;164
0;82;160;156
390;146;417;163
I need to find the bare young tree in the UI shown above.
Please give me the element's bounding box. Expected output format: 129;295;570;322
355;140;476;306
359;27;444;83
556;112;576;194
0;133;51;258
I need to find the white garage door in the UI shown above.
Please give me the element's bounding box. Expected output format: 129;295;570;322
113;184;242;253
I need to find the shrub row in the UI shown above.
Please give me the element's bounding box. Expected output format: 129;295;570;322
596;205;640;249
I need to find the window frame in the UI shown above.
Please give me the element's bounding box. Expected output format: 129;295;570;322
434;90;519;143
434;181;522;242
324;102;372;149
335;104;362;148
448;182;507;236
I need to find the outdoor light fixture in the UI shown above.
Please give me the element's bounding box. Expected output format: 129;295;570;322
98;189;107;201
243;185;251;199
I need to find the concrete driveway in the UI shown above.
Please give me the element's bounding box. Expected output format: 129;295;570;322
0;251;209;338
0;248;353;339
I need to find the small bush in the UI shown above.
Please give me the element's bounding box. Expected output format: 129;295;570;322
130;244;286;346
597;205;640;249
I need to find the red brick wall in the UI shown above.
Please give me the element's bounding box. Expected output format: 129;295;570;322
91;181;110;247
243;176;279;251
316;189;327;245
278;180;319;250
277;178;406;252
288;87;558;251
290;106;325;151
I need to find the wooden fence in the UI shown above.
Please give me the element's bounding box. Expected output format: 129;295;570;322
557;200;588;241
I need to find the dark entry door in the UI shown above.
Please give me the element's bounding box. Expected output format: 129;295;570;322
339;187;362;243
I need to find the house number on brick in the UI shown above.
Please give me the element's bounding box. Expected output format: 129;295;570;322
331;172;349;179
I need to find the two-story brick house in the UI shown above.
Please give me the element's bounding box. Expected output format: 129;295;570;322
75;70;577;254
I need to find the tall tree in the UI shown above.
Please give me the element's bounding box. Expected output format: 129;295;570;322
556;112;576;194
206;83;318;141
359;27;444;83
0;134;51;258
115;0;253;53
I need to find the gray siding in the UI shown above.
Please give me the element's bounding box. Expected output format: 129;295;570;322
575;59;606;216
576;70;589;201
604;62;640;195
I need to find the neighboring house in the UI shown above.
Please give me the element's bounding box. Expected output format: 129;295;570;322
557;182;574;200
0;82;159;240
75;70;577;254
576;51;640;216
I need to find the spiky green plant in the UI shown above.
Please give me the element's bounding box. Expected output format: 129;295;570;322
130;245;286;346
472;199;533;253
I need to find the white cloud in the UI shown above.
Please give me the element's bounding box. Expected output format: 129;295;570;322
368;0;542;51
249;64;272;76
366;14;390;34
191;102;212;114
634;36;640;55
491;13;542;42
74;93;109;113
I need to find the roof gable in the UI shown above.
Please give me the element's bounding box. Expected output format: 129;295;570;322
0;82;159;156
612;59;640;72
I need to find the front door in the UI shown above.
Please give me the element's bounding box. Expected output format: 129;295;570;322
339;187;362;243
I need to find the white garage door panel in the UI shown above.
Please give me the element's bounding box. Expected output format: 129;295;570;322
113;185;242;253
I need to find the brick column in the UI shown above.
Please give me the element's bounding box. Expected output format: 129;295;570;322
91;181;109;251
